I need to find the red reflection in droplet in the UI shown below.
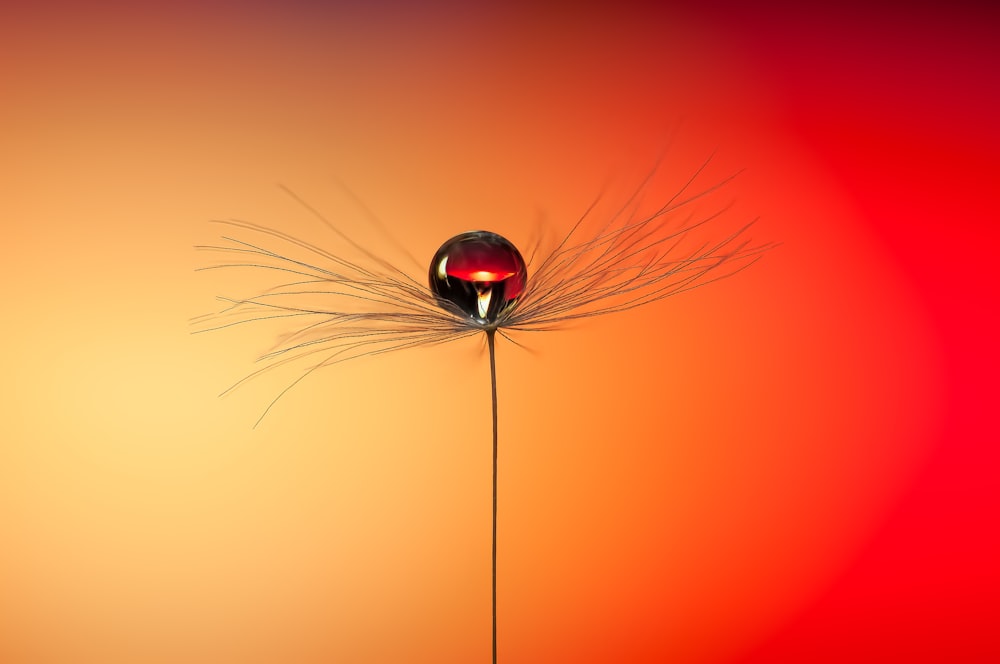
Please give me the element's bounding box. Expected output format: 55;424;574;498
442;241;524;295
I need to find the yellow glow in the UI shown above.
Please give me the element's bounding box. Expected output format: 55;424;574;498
469;270;511;282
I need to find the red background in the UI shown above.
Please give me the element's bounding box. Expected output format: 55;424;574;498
1;3;996;662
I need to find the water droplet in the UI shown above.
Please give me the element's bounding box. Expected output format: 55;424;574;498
429;231;527;324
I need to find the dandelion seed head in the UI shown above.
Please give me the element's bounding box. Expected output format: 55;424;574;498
195;158;777;423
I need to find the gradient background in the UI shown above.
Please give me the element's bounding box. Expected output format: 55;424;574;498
1;3;997;663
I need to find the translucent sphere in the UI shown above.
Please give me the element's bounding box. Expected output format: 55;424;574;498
429;231;527;324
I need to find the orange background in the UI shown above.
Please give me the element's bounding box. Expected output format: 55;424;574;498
1;3;996;663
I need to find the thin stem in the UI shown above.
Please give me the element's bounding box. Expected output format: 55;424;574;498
486;329;498;664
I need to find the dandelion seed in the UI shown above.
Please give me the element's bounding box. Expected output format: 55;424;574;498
195;158;776;664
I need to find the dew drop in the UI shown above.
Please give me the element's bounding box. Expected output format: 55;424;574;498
429;231;527;324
